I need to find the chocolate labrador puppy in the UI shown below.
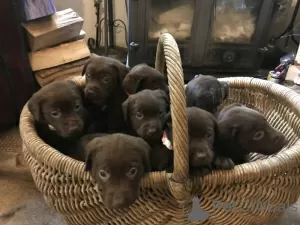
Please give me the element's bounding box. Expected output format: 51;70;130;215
122;89;169;142
122;89;172;171
185;75;229;114
84;133;151;209
214;103;288;168
82;55;130;133
27;80;89;156
164;107;217;174
122;64;169;95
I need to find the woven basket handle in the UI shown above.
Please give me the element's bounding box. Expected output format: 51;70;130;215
155;33;190;202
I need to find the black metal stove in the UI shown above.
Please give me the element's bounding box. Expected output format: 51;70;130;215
127;0;280;80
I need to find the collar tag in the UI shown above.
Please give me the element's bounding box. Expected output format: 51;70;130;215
48;124;56;131
162;131;173;150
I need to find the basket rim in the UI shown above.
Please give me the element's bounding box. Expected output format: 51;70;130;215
19;76;300;186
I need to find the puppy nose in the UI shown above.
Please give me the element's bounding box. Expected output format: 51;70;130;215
196;152;206;159
147;128;157;136
274;134;286;145
111;197;132;209
66;121;80;133
85;89;96;97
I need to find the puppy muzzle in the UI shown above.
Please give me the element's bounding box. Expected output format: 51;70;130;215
190;145;214;168
105;190;137;209
60;120;84;137
84;87;107;105
140;128;163;142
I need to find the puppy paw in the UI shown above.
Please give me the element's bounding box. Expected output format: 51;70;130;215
214;156;235;170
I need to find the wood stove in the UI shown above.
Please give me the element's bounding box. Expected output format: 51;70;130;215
127;0;279;80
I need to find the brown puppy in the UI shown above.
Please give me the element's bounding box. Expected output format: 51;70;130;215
28;80;89;156
215;103;288;168
122;89;169;142
165;107;216;173
185;75;229;114
82;55;130;133
122;64;169;95
122;89;171;171
84;133;151;209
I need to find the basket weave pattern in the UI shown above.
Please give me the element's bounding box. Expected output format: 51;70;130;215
20;33;300;225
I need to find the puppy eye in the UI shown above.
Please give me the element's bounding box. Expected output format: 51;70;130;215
51;110;61;118
253;131;264;140
103;76;109;83
136;111;143;119
126;167;137;178
99;170;110;181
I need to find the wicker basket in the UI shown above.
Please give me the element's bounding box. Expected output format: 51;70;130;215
19;33;300;225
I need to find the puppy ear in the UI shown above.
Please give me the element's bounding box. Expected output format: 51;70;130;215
135;137;152;172
164;112;172;134
122;72;145;95
211;114;219;143
28;93;43;122
67;80;84;98
111;63;130;83
154;89;170;105
85;150;95;172
122;98;130;122
82;59;91;76
84;138;100;172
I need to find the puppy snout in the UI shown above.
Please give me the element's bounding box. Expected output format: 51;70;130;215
191;151;213;167
85;88;97;97
190;141;214;167
274;133;287;146
111;196;134;209
65;120;81;133
108;191;136;209
147;128;157;136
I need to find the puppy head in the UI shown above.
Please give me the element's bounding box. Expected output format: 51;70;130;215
122;64;169;95
186;75;226;113
85;134;151;209
187;107;216;167
122;89;169;142
28;81;85;138
218;104;287;155
82;56;129;105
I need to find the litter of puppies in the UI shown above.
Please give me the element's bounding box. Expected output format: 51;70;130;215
27;55;288;210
